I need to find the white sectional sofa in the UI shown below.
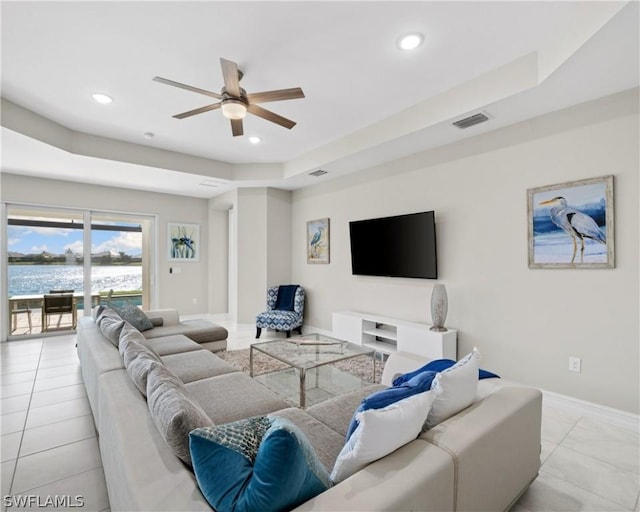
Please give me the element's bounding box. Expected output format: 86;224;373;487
77;314;542;511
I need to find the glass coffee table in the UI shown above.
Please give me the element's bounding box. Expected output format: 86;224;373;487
250;333;376;408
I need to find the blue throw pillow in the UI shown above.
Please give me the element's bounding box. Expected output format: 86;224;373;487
345;370;438;441
392;359;500;387
190;415;330;512
274;285;298;311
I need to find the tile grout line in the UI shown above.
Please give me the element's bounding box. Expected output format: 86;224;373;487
541;438;640;509
7;338;45;496
11;461;104;496
22;412;93;433
17;431;97;463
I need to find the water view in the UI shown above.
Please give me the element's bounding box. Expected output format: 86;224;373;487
8;265;142;297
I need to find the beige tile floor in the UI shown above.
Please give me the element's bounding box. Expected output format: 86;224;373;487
1;322;639;512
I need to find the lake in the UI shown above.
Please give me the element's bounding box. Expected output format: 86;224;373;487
8;265;142;297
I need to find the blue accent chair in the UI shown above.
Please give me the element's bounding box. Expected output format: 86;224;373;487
255;286;305;338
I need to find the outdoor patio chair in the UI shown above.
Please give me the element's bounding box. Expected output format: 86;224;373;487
42;293;76;331
10;300;32;334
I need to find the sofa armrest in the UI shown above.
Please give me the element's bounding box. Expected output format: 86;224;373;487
421;386;542;512
292;440;454;512
144;309;180;326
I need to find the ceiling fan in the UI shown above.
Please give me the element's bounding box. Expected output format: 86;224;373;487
153;58;305;137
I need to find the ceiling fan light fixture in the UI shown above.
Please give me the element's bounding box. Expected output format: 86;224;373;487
221;100;247;120
397;33;424;51
249;136;261;144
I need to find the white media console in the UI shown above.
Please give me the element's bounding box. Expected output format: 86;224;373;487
332;311;457;360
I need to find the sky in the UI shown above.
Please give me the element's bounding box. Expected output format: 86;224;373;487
7;225;142;256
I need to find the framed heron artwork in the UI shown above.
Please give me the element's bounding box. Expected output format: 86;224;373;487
168;222;200;261
307;218;330;264
527;175;614;269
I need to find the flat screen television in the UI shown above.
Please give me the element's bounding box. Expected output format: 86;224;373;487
349;211;437;279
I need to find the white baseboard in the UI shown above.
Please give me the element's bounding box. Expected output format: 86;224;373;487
541;388;639;432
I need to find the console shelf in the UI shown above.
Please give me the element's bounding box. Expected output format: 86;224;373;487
332;310;457;360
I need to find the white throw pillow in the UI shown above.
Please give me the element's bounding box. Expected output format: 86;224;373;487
425;347;481;430
330;390;436;483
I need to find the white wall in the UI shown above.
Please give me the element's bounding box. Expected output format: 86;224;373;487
291;90;639;413
267;188;292;287
1;174;210;315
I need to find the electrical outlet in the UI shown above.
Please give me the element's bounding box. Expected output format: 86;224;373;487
569;357;581;373
192;298;198;305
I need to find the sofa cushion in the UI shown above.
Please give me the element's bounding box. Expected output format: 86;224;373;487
306;384;385;438
161;350;238;384
330;390;436;484
144;334;202;356
97;307;125;347
119;323;162;362
146;363;213;466
185;373;289;425
271;407;345;472
425;348;481;430
190;416;330;512
143;320;228;344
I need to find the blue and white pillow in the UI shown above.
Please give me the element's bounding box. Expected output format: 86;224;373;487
425;348;481;429
190;416;330;512
345;369;438;440
331;390;436;484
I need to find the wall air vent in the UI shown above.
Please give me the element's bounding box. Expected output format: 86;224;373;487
308;169;328;177
453;112;490;129
200;180;221;188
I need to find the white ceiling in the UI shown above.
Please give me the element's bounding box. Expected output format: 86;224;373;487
1;1;638;198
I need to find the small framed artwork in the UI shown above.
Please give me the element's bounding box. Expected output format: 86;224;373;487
527;175;614;268
168;222;200;261
307;218;330;264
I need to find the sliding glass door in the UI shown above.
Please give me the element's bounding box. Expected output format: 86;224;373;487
5;204;154;339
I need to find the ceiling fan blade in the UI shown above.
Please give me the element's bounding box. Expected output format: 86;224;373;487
220;58;241;97
153;76;221;99
247;88;305;104
172;103;221;119
231;118;244;137
247;104;296;129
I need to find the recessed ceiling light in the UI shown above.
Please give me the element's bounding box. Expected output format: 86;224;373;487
143;132;155;140
397;33;424;51
91;93;113;104
249;136;261;144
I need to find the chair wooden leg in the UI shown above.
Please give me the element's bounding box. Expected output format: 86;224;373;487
286;330;291;338
256;327;262;339
296;326;303;335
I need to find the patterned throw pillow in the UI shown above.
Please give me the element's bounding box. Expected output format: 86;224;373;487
112;302;154;332
190;416;330;512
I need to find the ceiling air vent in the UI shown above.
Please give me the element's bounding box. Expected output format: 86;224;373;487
453;112;490;129
309;169;328;177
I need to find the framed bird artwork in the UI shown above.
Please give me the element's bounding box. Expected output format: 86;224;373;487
307;218;330;264
168;222;200;261
527;175;614;268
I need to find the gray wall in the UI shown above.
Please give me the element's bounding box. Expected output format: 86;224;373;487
290;90;639;413
1;174;211;315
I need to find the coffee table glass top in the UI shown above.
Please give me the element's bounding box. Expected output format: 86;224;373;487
250;333;376;408
251;332;374;369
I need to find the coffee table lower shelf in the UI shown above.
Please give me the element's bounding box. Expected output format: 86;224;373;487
254;365;370;408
